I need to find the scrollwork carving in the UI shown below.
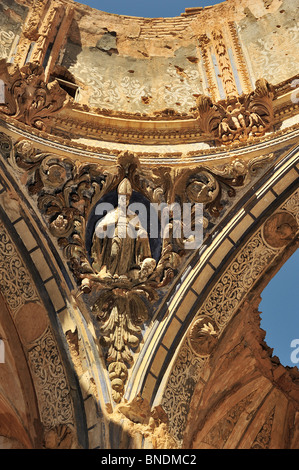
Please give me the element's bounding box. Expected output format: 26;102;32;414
251;408;275;449
196;79;275;145
4;138;278;402
28;326;75;430
0;131;12;159
0;60;68;131
0;221;39;314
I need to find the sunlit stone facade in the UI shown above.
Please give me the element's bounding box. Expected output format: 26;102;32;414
0;0;298;449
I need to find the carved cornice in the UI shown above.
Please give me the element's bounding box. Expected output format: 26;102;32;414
0;60;297;147
1;112;298;171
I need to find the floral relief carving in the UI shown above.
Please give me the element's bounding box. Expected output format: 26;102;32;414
211;29;237;98
188;316;219;357
1;131;279;403
22;0;48;42
205;231;275;328
0;60;68;131
0;221;39;315
251;407;275;449
0;219;75;436
28;326;75;431
162;189;298;444
263;211;298;249
196;78;275;145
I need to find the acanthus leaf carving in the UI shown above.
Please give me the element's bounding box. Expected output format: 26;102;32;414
0;60;69;131
3;138;277;402
196;78;275;145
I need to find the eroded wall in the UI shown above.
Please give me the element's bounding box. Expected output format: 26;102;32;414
54;0;299;113
237;0;299;84
0;0;28;60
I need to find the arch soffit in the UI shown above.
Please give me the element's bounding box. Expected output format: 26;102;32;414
0;172;91;448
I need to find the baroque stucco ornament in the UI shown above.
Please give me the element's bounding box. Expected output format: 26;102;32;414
1;133;276;402
0;60;68;131
196;78;275;145
0;59;279;149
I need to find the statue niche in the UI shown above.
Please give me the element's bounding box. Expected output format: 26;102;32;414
91;178;156;283
88;178;159;403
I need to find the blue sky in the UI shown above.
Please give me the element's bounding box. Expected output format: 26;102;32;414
76;0;219;17
75;0;299;368
260;249;299;367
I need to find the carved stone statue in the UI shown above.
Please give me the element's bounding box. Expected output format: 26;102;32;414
91;178;156;281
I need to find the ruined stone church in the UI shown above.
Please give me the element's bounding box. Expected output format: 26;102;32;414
0;0;298;449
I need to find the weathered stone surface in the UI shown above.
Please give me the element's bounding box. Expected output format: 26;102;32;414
183;297;299;449
0;0;297;451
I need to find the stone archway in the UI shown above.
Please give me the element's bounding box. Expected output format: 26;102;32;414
0;0;298;450
0;293;42;448
158;183;299;447
0;213;86;448
182;244;299;449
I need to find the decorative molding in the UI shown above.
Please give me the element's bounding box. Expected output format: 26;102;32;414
29;2;64;65
13;0;48;66
187;315;219;356
227;21;252;95
198;33;218;102
28;326;75;431
1;114;298;167
0;58;297;148
160;341;206;443
0;218;75;438
251;407;275;449
162;188;299;445
1;132;277;402
0;221;39;316
0;60;68;131
211;29;237;98
196;78;275;145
